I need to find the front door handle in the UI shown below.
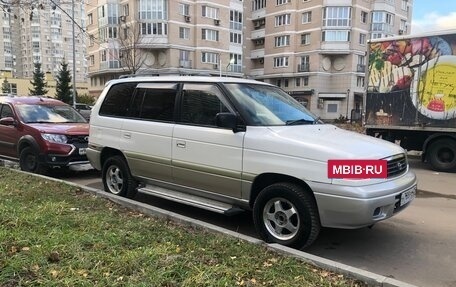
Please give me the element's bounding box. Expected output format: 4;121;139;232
176;140;186;148
123;132;131;139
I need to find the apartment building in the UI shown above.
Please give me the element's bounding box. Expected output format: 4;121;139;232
86;0;244;96
247;0;412;120
85;0;412;120
0;0;88;96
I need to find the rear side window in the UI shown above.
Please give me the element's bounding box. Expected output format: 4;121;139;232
128;83;178;122
99;82;137;117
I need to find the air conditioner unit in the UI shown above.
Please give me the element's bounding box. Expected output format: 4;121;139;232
398;29;404;35
214;19;220;26
119;15;126;22
184;15;191;23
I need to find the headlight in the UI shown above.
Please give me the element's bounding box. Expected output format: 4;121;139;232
42;133;68;144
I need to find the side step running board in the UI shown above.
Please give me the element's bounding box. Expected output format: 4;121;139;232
137;185;244;216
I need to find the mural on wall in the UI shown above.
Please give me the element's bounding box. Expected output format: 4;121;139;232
366;33;456;127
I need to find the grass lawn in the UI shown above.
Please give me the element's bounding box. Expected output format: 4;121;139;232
0;167;366;287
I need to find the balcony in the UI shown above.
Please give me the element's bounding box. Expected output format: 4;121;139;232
357;64;366;72
298;63;310;72
252;9;266;20
228;64;242;73
250;48;264;59
249;68;264;77
251;28;265;39
179;60;192;68
320;42;350;54
100;61;120;70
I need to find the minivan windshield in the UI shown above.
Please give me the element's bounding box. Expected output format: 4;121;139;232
226;83;319;126
16;104;87;123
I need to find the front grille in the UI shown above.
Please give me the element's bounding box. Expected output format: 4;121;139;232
67;135;89;144
385;154;407;178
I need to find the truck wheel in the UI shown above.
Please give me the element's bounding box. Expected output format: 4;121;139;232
19;147;48;174
102;156;138;198
253;182;320;249
427;139;456;172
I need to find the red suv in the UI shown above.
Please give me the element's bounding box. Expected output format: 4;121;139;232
0;96;90;174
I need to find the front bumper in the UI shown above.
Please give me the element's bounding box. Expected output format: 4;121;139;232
309;170;417;229
40;142;90;168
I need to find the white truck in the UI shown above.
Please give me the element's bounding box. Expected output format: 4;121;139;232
366;30;456;172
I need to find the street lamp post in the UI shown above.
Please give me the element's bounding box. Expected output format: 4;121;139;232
72;0;77;108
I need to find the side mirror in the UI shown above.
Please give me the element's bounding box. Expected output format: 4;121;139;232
0;117;17;127
215;112;239;132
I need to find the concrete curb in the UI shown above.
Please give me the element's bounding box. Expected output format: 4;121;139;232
23;170;419;287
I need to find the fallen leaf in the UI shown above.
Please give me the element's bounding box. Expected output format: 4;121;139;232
50;270;59;278
21;247;30;251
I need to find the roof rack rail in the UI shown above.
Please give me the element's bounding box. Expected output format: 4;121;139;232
118;70;216;79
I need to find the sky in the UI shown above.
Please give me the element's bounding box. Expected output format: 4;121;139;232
411;0;456;34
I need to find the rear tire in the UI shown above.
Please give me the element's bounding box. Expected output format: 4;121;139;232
19;147;48;174
102;156;138;198
253;182;320;250
427;139;456;172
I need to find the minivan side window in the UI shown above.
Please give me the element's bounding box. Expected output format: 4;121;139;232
128;83;177;122
99;82;137;117
180;83;230;126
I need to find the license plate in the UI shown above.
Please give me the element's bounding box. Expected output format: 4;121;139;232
400;186;416;206
79;148;87;155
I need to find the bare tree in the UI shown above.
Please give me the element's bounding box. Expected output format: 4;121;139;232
116;23;149;75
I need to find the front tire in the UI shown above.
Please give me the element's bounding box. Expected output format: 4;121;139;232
102;156;138;198
427;138;456;172
253;182;320;250
19;147;48;174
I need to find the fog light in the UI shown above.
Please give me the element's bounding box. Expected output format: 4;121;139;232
373;207;381;217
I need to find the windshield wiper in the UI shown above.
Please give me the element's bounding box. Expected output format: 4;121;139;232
285;119;315;126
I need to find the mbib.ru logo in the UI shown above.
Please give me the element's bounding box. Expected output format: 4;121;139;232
328;160;387;179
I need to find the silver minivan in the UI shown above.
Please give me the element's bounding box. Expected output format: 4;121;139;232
87;76;417;249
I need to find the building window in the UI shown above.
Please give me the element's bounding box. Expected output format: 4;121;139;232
322;30;350;42
275;14;291;26
276;79;281;87
359;33;366;45
201;52;218;64
357;76;365;87
230;10;243;30
101;50;107;62
400;19;407;33
140;22;168;35
299;56;310;72
301;33;310;45
123;4;129;16
252;0;266;11
327;103;338;113
229;53;242;72
361;11;367;23
179;27;190;39
274;57;289;68
179;3;189;16
372;11;394;32
401;0;408;10
202;5;219;19
323;7;351;27
276;0;289;5
230;32;242;44
302;11;311;23
88;13;93;25
202;29;219;41
295;77;300;87
284;79;289;88
303;76;309;86
275;35;290;47
89;55;95;66
139;0;167;20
